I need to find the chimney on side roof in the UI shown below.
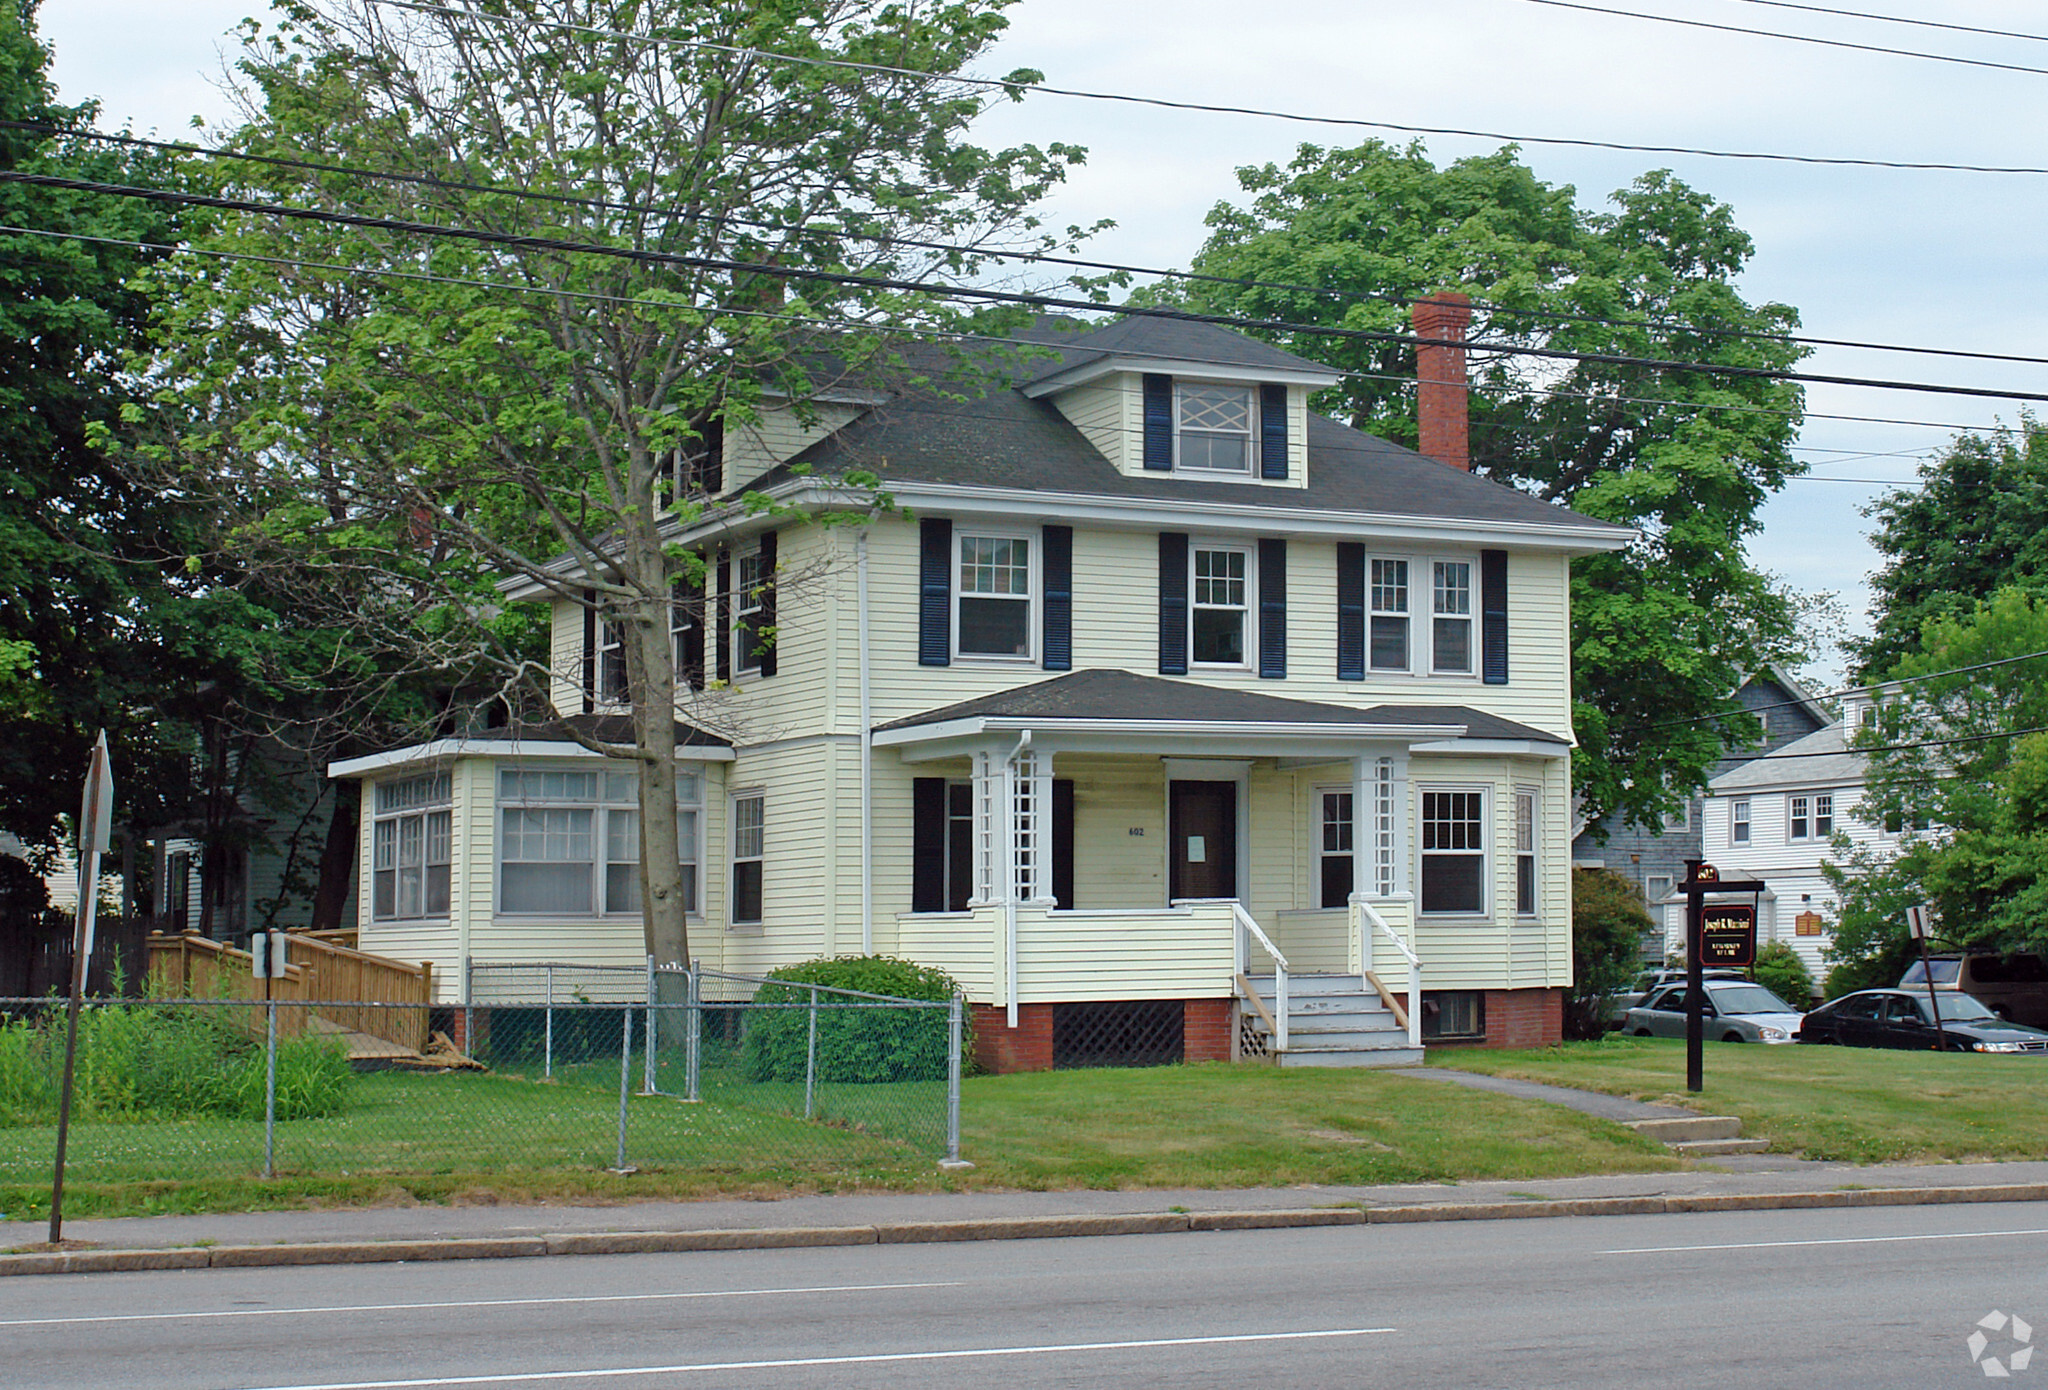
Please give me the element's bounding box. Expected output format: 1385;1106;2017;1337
1412;292;1472;472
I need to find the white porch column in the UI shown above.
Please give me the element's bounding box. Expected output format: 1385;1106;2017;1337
1015;748;1056;908
1353;751;1411;901
969;748;1001;906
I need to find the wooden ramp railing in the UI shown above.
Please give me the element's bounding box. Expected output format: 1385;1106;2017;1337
146;932;434;1053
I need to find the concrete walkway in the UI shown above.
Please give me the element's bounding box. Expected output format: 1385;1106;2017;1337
1390;1067;1699;1122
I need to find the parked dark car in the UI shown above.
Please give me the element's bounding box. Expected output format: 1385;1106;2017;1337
1797;989;2048;1053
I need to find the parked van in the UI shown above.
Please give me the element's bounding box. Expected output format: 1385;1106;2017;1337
1898;953;2048;1030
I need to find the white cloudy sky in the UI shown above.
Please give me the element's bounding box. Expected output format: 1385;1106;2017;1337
42;0;2048;686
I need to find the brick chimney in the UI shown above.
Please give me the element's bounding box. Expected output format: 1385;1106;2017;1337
1412;292;1472;471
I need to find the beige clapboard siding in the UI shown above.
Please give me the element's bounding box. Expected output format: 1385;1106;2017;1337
715;740;835;978
1015;905;1234;1002
1271;910;1350;973
1049;379;1126;469
548;599;585;714
722;401;864;494
897;912;997;999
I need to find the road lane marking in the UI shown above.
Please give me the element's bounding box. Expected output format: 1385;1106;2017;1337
1604;1227;2048;1255
0;1281;958;1329
227;1328;1400;1389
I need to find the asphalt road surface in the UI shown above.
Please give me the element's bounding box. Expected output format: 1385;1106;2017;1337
9;1202;2048;1388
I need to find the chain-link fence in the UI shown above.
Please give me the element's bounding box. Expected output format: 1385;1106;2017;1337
0;969;963;1197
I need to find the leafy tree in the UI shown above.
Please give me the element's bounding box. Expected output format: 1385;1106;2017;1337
1750;940;1814;1008
1153;141;1814;832
137;0;1087;967
1568;868;1650;1039
1854;418;2048;679
1826;588;2048;980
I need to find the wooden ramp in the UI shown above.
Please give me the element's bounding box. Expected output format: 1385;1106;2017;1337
307;1017;482;1071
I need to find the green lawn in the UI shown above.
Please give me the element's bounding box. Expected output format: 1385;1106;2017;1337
1438;1035;2048;1163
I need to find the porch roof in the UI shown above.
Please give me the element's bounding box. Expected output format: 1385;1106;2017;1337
327;713;735;779
871;668;1566;751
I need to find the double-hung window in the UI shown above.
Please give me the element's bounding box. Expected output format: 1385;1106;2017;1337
1732;799;1752;845
1318;789;1354;909
1789;794;1810;840
1789;792;1834;841
955;533;1033;659
734;546;769;677
372;772;452;921
498;768;701;916
1419;787;1486;916
1176;383;1254;473
1432;560;1474;674
597;619;628;703
1191;545;1250;666
1515;788;1538;917
1369;558;1410;671
731;791;765;925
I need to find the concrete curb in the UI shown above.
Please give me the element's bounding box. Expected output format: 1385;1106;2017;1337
6;1182;2048;1278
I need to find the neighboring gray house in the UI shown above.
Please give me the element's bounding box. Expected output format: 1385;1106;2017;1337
1571;665;1831;958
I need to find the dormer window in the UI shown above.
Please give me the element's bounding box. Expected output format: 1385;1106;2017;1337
1176;384;1255;473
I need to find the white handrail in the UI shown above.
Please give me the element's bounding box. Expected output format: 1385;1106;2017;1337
1358;900;1422;1049
1230;901;1289;1053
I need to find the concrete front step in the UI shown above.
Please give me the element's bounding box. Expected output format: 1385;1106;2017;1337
1670;1138;1772;1156
1277;1046;1426;1068
1623;1116;1744;1143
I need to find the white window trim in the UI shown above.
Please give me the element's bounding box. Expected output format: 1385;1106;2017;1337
596;618;629;704
1788;791;1835;842
1514;785;1539;919
1189;539;1255;670
1368;556;1413;673
732;543;770;678
1314;785;1356;910
1731;799;1752;845
951;529;1038;664
1172;380;1258;476
730;788;766;926
1417;783;1489;919
1363;551;1480;679
495;765;702;919
371;771;452;923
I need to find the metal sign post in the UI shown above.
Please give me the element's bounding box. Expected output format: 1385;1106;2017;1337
1681;861;1766;1095
1907;904;1948;1051
50;732;115;1245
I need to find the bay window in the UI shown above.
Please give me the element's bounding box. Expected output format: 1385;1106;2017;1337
372;771;452;921
498;767;701;916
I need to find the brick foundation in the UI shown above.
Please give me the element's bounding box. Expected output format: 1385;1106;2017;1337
1424;987;1565;1050
970;999;1236;1073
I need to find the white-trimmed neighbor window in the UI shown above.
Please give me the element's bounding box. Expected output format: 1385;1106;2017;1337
1318;788;1354;909
373;771;452;921
1176;382;1255;473
731;791;765;925
1645;874;1674;906
1191;544;1250;666
1515;788;1538;917
497;768;701;916
597;619;628;702
1420;787;1486;916
955;533;1033;659
1732;799;1752;845
734;545;770;676
1369;558;1410;671
1790;792;1834;841
1432;560;1474;674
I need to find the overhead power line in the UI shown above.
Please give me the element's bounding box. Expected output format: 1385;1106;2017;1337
1512;0;2048;77
1726;0;2048;46
16;168;2048;409
358;0;2048;177
27;117;2048;374
4;219;1998;439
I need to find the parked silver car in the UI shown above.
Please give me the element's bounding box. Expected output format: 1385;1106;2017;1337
1604;967;1748;1029
1623;979;1805;1044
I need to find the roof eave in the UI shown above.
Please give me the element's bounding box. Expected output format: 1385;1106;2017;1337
1020;355;1344;399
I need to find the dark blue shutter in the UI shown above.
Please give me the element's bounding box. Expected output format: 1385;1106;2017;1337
919;518;952;667
715;552;731;685
674;563;705;693
1260;384;1289;480
911;778;947;914
1042;524;1072;670
1481;548;1509;685
756;529;778;679
1258;538;1287;679
1336;543;1365;681
1142;374;1173;471
581;592;596;713
1158;532;1189;675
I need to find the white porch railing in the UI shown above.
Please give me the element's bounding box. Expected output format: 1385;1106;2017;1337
1359;899;1422;1049
1226;900;1289;1053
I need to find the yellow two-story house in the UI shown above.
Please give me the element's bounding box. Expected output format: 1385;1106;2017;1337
329;306;1633;1070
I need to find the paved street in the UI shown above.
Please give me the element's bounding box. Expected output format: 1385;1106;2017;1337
9;1201;2047;1388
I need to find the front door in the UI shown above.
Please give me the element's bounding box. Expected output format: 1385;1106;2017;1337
1169;780;1237;901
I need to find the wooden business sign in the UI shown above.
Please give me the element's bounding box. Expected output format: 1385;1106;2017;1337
1699;904;1758;967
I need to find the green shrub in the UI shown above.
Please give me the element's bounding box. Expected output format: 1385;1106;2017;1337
1567;869;1652;1039
742;956;968;1085
1752;940;1817;1007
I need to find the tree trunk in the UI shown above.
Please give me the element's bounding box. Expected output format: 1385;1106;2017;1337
623;509;691;971
311;780;360;934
